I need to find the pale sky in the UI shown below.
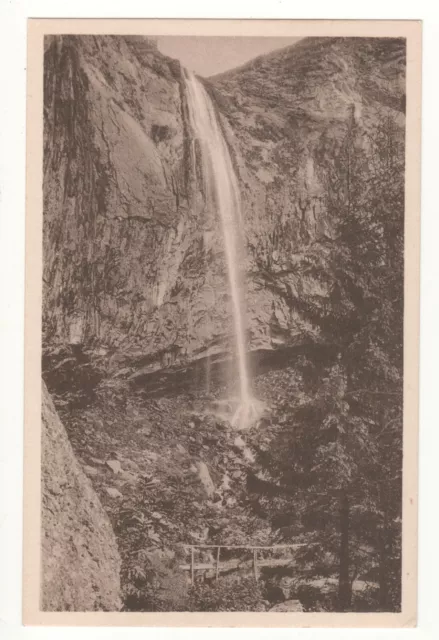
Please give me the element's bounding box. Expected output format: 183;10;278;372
156;36;301;78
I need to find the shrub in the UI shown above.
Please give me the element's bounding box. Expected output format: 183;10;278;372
122;549;189;612
188;577;266;612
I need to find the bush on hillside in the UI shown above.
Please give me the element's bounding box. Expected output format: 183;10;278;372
188;577;266;612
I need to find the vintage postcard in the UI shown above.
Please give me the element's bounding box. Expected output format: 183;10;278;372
23;19;421;627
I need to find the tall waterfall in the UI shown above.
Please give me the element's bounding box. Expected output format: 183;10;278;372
184;70;257;428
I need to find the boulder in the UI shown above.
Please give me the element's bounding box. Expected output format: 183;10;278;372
106;459;122;474
83;465;99;476
196;461;215;497
120;470;138;485
41;382;122;611
242;447;255;463
90;456;105;465
122;458;141;472
234;435;245;448
106;487;123;499
269;599;304;612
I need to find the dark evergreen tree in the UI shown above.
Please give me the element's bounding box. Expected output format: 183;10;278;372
251;109;404;612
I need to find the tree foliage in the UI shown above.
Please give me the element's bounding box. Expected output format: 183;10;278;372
188;577;265;612
253;109;404;611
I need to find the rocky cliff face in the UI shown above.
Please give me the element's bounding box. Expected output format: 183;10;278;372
43;35;405;375
210;37;406;351
44;35;246;375
41;382;121;611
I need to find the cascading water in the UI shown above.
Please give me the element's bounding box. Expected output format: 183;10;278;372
184;70;259;428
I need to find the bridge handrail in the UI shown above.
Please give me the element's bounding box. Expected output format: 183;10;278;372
182;543;307;550
180;542;309;583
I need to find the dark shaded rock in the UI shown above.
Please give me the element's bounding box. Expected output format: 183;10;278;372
265;584;286;604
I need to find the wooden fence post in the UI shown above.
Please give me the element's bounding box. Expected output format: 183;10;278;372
216;547;221;582
253;549;258;582
191;546;195;585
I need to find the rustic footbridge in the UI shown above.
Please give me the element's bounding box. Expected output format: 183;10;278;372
180;544;306;584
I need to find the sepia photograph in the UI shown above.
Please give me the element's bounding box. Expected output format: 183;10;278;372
23;19;421;627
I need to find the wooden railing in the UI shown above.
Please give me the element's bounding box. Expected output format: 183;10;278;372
179;544;306;584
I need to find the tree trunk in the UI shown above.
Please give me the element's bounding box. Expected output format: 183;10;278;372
338;491;352;611
378;484;389;610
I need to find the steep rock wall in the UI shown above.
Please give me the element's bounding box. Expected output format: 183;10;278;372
41;381;122;610
43;35;236;372
211;37;406;350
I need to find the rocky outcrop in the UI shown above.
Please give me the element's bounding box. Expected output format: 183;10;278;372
41;381;122;611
